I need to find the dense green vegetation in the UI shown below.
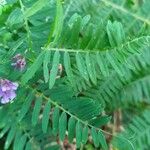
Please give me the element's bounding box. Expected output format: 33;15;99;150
0;0;150;149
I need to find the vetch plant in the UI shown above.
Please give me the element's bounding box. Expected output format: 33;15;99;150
0;0;150;150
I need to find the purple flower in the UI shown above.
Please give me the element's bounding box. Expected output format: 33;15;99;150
11;54;26;71
0;79;18;104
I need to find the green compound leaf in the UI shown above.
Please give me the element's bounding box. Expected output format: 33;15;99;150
42;101;51;133
98;130;108;150
25;0;49;18
59;112;67;141
82;126;89;144
43;50;51;83
4;124;16;149
18;92;34;121
76;52;89;81
32;97;43;126
91;128;99;148
49;51;60;89
76;121;82;148
68;117;76;143
21;51;45;85
52;107;60;136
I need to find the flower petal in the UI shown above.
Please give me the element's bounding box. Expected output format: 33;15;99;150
1;93;10;104
12;82;19;90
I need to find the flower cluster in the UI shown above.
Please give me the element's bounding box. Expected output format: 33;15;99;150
11;54;26;71
0;54;26;104
0;79;18;104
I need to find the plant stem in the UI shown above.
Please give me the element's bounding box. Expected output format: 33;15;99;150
19;0;33;51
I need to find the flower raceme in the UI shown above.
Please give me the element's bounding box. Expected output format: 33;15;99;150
11;54;26;71
0;79;18;104
0;54;23;104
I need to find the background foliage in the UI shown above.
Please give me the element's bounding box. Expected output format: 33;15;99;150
0;0;150;149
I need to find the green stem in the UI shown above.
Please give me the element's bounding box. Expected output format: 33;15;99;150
43;35;150;53
19;0;33;51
